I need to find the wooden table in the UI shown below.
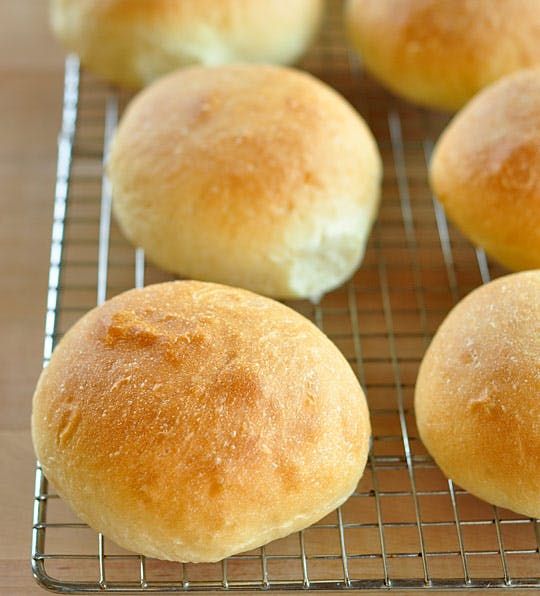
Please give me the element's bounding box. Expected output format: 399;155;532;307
0;2;64;594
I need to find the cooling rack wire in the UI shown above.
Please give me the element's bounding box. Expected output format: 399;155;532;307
31;1;540;592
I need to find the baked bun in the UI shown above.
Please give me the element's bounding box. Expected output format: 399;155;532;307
32;281;371;563
430;68;540;271
345;0;540;111
50;0;324;87
109;65;382;300
415;271;540;518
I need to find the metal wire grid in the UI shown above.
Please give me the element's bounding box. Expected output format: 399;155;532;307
31;2;540;592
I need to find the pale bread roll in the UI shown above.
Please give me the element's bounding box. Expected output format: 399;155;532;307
430;68;540;271
50;0;324;87
346;0;540;111
32;281;371;563
415;271;540;518
108;64;382;300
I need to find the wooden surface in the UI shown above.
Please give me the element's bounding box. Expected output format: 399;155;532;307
0;2;537;595
0;1;63;594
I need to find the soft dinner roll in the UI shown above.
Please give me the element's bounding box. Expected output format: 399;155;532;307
415;271;540;518
32;281;371;562
50;0;323;87
345;0;540;111
430;68;540;271
109;65;382;300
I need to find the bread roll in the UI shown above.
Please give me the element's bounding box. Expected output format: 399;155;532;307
32;281;371;563
50;0;323;87
108;65;382;300
346;0;540;111
415;271;540;518
430;68;540;271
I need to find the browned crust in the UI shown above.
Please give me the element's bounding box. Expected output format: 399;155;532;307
107;64;381;298
50;0;324;87
346;0;540;111
415;271;540;517
32;281;371;562
430;68;540;271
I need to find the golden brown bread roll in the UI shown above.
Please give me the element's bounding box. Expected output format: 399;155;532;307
108;64;382;300
430;68;540;271
415;271;540;518
345;0;540;111
50;0;324;87
32;281;371;562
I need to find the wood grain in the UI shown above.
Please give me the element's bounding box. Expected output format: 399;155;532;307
0;1;63;593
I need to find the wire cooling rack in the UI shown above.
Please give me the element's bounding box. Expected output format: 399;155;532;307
31;1;540;592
